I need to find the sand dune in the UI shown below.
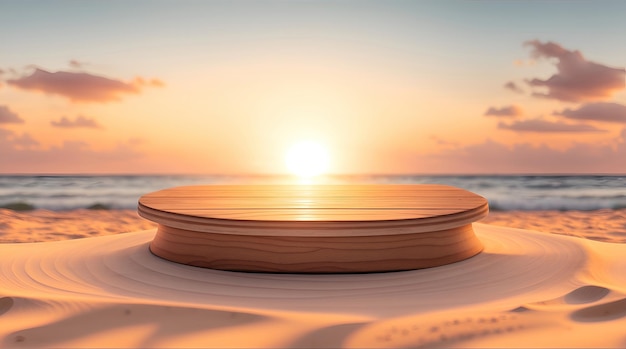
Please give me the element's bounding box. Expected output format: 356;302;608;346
1;224;626;347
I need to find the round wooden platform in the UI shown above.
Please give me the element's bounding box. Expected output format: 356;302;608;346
137;184;488;273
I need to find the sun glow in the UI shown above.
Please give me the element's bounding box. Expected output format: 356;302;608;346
285;141;330;178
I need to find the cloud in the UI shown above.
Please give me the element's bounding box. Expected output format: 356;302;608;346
504;81;524;93
0;105;25;124
7;68;163;103
555;102;626;123
0;68;18;77
484;105;523;117
524;40;625;102
498;118;607;133
0;129;40;150
149;78;165;87
134;76;165;87
429;135;459;148
0;129;145;173
416;129;626;174
51;115;103;129
11;133;39;149
69;60;86;69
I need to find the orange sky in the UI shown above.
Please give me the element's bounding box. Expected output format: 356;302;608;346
1;1;625;174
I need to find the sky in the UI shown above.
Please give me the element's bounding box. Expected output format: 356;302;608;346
1;0;625;175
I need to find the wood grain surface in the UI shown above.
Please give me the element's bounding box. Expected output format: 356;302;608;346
139;184;488;273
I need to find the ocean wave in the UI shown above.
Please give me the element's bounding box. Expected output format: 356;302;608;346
2;196;625;213
1;175;625;212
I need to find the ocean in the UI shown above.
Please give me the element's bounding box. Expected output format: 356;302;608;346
1;175;625;212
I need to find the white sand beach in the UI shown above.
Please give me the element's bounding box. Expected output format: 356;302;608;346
1;210;626;347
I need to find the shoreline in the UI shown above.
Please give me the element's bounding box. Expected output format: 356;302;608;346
1;208;625;243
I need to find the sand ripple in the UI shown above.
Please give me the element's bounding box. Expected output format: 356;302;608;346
1;224;626;347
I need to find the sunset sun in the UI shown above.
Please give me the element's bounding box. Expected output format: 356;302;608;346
285;140;330;178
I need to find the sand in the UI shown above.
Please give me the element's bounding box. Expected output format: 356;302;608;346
1;209;626;347
2;208;625;243
0;209;156;243
483;209;626;243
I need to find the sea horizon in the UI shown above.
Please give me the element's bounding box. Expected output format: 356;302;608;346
2;174;625;212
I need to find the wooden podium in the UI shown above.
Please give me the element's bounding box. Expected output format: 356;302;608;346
138;184;488;273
